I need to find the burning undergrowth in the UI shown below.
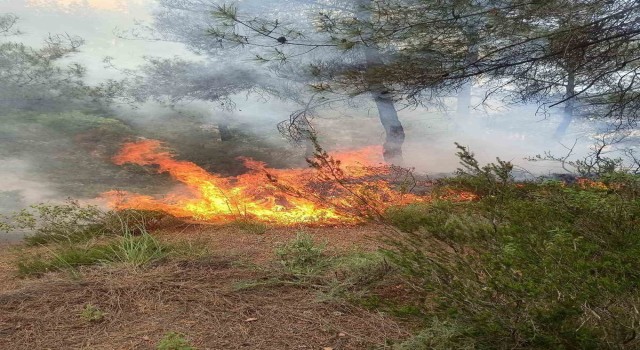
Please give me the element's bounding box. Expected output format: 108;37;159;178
101;139;436;225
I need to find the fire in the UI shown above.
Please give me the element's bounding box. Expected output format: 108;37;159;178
102;140;423;225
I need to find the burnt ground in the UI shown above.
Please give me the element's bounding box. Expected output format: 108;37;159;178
0;224;416;350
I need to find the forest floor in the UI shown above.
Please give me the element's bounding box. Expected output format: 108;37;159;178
0;224;418;350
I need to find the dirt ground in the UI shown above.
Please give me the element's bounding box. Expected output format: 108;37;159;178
0;224;413;350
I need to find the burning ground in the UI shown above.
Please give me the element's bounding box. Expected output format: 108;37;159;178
1;144;638;349
101;139;432;225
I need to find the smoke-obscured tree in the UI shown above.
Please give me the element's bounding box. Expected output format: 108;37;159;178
210;0;410;163
326;0;640;138
105;56;260;141
127;0;639;168
133;0;408;163
263;0;639;168
0;13;123;113
0;14;87;111
479;0;637;140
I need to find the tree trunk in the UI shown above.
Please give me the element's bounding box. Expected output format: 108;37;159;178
371;89;405;163
554;70;576;139
218;122;233;142
365;42;405;165
359;1;405;164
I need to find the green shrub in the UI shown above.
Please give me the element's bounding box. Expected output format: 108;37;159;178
80;304;107;322
275;232;329;277
34;111;131;136
103;209;171;235
4;200;110;246
383;148;640;349
0;200;173;246
230;219;268;234
157;332;196;350
393;318;475;350
108;231;169;268
316;251;391;303
17;244;111;277
17;230;170;277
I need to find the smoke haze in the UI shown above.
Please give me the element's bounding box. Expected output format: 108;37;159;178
0;0;612;216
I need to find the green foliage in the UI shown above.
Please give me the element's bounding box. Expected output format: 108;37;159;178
320;251;392;301
230;219;268;235
449;142;514;196
385;203;442;233
80;304;107;322
393;318;475;350
529;149;632;177
17;230;170;277
274;232;330;277
108;231;169;268
383;149;640;349
157;332;196;350
103;209;171;236
32;111;131;136
2;200;111;246
0;28;89;113
17;243;111;277
1;200;171;246
235;248;389;296
332;252;390;287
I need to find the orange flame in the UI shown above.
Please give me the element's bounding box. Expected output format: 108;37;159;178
102;140;421;225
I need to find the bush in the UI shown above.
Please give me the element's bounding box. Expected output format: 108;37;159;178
17;229;170;277
3;200;110;245
0;200;172;246
383;148;640;349
230;219;268;234
108;230;169;268
275;232;329;277
319;251;392;303
103;209;171;236
393;318;475;350
34;111;131;136
331;251;390;288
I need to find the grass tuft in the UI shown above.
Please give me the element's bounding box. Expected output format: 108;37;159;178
157;332;196;350
274;232;329;277
108;231;169;268
80;304;107;322
230;219;268;235
17;231;171;277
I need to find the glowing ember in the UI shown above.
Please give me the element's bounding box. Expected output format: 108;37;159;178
102;140;422;225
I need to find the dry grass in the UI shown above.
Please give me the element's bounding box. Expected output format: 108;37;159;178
0;224;411;350
158;223;390;263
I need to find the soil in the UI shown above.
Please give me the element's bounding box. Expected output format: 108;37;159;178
0;224;413;350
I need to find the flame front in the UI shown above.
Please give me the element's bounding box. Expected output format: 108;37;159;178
102;140;421;225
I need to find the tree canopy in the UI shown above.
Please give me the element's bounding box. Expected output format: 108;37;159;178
201;0;640;166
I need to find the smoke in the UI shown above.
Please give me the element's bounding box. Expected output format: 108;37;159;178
0;158;59;212
0;0;630;221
